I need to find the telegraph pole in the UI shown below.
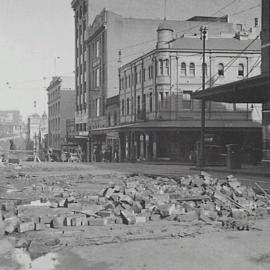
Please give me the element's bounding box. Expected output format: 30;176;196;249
199;25;208;167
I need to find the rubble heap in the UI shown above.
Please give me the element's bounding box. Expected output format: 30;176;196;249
1;172;270;235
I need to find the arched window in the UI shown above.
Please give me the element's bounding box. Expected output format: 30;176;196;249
238;63;244;77
218;63;224;76
202;63;207;77
159;59;164;75
165;59;169;75
181;62;186;76
189;63;195;76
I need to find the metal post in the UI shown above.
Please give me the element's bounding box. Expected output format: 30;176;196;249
199;25;208;167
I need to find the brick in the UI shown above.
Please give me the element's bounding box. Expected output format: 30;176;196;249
153;194;170;205
67;196;76;203
51;216;65;228
200;210;218;221
18;221;35;233
180;211;199;222
132;201;142;214
58;199;67;208
124;188;137;198
120;195;133;205
71;216;87;226
4;216;19;234
88;218;108;226
39;215;53;224
121;210;136;225
158;204;175;217
255;207;269;218
135;216;147;223
34;223;46;231
110;194;120;202
49;201;58;208
231;209;247;219
67;203;82;211
104;188;115;198
115;217;124;224
97;210;111;218
107;216;117;224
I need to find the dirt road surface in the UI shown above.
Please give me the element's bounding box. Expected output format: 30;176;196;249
0;162;269;270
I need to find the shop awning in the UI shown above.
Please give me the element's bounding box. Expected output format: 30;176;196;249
90;120;260;134
192;74;270;103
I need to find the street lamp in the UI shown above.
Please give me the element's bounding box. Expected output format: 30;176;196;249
199;25;208;167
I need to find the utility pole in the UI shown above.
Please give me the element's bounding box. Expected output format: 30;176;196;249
199;25;208;167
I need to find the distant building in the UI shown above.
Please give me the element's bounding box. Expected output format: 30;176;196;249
115;20;261;163
47;76;75;150
0;110;23;138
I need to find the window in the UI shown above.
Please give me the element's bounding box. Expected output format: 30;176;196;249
159;92;164;108
128;75;131;87
142;68;146;82
202;63;207;77
181;62;187;76
238;63;244;77
183;91;192;110
121;99;125;115
189;63;195;76
127;98;130;115
149;65;153;79
96;98;100;117
159;59;164;75
95;68;100;87
165;59;169;75
149;93;153;112
137;95;141;112
218;63;224;76
114;111;117;125
96;40;100;57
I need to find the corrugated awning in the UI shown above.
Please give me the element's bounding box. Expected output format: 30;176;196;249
192;74;270;103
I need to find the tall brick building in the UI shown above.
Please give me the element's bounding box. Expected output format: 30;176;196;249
47;76;75;151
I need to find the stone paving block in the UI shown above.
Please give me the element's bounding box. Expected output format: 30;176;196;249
132;201;142;214
88;218;108;226
71;215;87;226
121;210;136;225
51;216;65;228
18;221;35;233
120;195;133;205
97;210;111;218
135;216;147;223
158;204;176;218
34;223;46;231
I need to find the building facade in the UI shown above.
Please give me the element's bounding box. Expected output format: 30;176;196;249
117;21;261;163
0;111;23;138
47;76;75;150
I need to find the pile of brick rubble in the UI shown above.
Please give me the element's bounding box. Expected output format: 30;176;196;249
1;172;270;235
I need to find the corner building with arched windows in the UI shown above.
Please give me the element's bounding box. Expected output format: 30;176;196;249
118;19;262;164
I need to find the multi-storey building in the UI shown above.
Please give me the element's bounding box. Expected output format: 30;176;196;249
47;76;75;150
71;0;89;152
117;20;261;163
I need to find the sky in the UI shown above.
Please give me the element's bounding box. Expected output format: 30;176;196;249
0;0;261;121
